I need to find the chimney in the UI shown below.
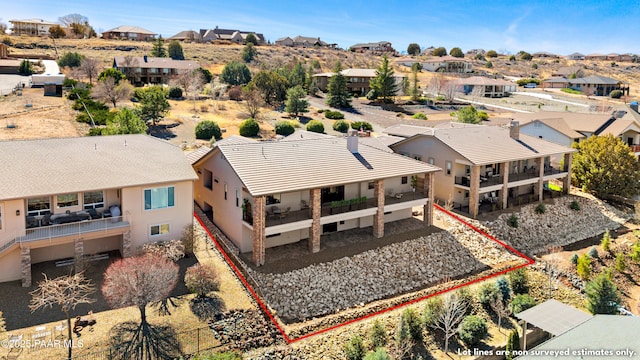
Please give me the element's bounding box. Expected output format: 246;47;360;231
143;55;148;63
347;129;359;154
509;120;519;140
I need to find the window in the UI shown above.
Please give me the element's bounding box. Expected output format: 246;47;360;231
401;176;408;184
368;182;374;190
150;223;170;236
413;155;422;161
27;197;51;216
428;157;435;165
445;161;452;176
235;189;239;207
266;194;281;205
144;186;175;210
57;193;79;208
224;183;228;200
203;169;213;190
83;191;104;210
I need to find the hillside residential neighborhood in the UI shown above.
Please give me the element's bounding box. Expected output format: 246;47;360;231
2;5;640;360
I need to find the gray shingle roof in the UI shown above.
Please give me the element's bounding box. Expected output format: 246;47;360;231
515;299;592;336
113;56;199;70
209;137;440;196
393;123;575;165
0;135;196;200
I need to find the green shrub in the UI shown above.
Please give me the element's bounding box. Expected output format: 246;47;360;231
508;268;529;295
317;109;326;113
168;87;183;99
401;308;422;343
239;118;260;137
478;282;500;307
507;214;518;228
363;348;390;360
63;78;78;87
561;87;582;95
18;59;33;75
615;253;626;272
505;330;521;360
365;89;378;101
195;120;222;140
516;78;541;86
631;242;640;262
324;110;345;119
585;272;621;315
478;111;489;121
577;253;592;280
570;200;581;211
411;112;428;120
610;90;623;99
306;119;325;133
570;253;579;265
485;61;493;68
368;320;387;350
344;335;365;360
184;263;219;298
350;121;373;131
422;297;444;328
456;287;474;313
589;247;599;259
88;127;103;136
508;55;516;61
601;230;611;252
509;294;537;314
458;315;488;346
496;277;511;302
332;119;350;133
275;120;295;136
395;314;411;350
192;351;242;360
535;203;546;214
58;52;84;68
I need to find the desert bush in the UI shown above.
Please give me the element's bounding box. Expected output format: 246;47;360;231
535;203;546;214
195;120;222;140
485;61;493;68
478;282;500;307
239;118;260;137
610;90;623;99
344;335;365;360
509;294;537;314
411;112;428;120
332;119;350;133
458;315;488;346
306;119;324;133
401;308;422;342
508;268;529;295
631;242;640;262
601;230;611;252
570;200;581;210
184;263;219;298
142;239;185;262
228;85;242;101
486;50;498;58
570;253;579;265
363;348;390;360
368;319;387;350
275;120;295;136
507;214;518;228
58;52;84;68
615;253;626;272
324;110;345;119
478;111;489;121
589;247;599;259
422;297;444;328
168;87;183;99
351;121;373;131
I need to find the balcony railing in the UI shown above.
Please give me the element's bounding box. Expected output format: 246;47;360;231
630;145;640;153
16;216;129;243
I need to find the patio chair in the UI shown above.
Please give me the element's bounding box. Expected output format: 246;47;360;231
300;200;309;210
490;191;498;203
278;207;291;219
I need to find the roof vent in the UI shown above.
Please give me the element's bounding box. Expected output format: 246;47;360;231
347;129;359;154
509;120;519;140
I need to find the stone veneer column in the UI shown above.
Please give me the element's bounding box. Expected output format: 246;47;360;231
74;239;84;273
373;179;385;238
21;247;31;287
563;153;573;194
308;188;321;253
122;231;132;258
469;165;480;218
422;173;435;226
501;161;510;210
252;195;266;266
535;157;544;201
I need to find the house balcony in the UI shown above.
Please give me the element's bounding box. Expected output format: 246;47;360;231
629;145;640;153
16;216;129;249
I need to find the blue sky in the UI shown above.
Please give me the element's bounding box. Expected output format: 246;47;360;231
4;0;640;54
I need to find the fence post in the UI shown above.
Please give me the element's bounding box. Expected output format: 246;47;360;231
197;327;200;354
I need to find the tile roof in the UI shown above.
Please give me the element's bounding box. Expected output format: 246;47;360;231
168;30;200;40
104;25;156;35
522;118;586;139
393;123;575;165
113;56;200;70
423;55;470;63
570;75;626;85
510;111;638;136
186;136;254;164
0;135;197;200
281;130;334;141
454;76;514;86
206;137;439;196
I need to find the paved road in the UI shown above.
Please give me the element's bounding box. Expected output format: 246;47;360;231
513;91;589;108
0;59;60;95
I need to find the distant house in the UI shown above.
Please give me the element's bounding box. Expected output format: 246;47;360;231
465;49;485;56
389;122;575;218
565;52;585;60
102;26;157;41
168;30;201;42
112;56;200;86
275;35;335;48
349;41;396;55
532;51;559;58
421;55;472;73
454;76;516;98
585;53;607;61
199;26;265;45
313;68;406;96
9;18;57;36
542;75;629;96
553;66;583;78
606;53;633;62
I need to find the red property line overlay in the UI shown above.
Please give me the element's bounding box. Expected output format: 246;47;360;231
194;204;535;344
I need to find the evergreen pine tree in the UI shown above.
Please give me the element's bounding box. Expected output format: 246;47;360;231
326;61;352;108
585;272;621;314
370;55;399;103
151;36;167;57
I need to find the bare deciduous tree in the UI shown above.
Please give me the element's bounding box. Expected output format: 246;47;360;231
427;73;448;98
545;248;563;299
173;70;205;116
120;56;138;81
0;19;7;35
93;78;133;108
490;295;512;334
29;273;95;360
141;239;185;262
102;255;180;359
242;86;264;119
434;293;468;354
441;80;459;102
79;57;100;84
58;13;88;28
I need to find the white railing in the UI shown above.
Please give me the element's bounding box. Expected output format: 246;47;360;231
16;216;129;243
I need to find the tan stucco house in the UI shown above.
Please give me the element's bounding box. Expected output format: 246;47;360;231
0;135;197;286
191;132;439;266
